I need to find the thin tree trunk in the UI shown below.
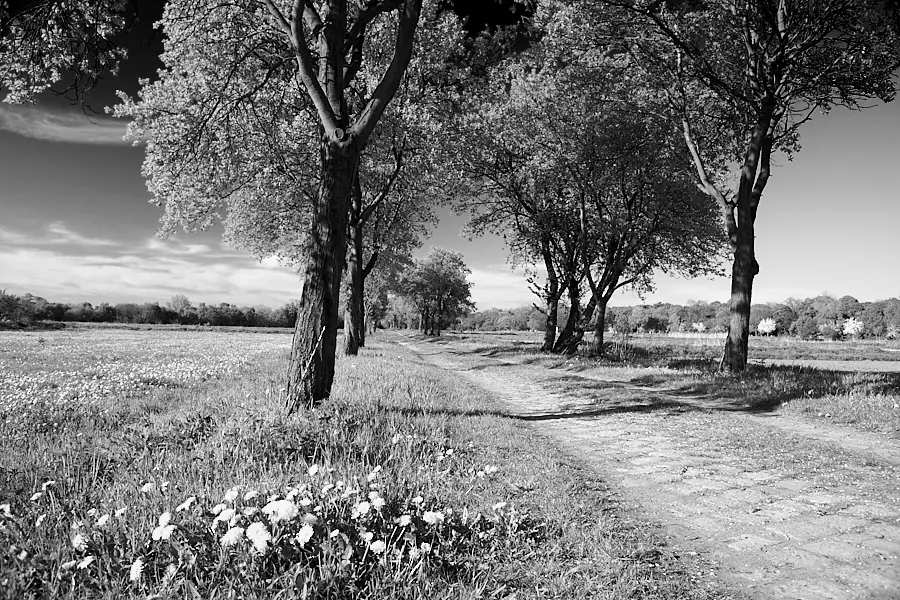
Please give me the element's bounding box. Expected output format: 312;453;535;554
343;176;364;355
285;139;356;411
553;281;583;355
594;298;608;351
543;297;559;352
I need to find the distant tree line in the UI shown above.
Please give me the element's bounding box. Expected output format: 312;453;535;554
459;295;900;341
0;291;300;329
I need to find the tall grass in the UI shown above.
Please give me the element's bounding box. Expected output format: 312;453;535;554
0;330;719;599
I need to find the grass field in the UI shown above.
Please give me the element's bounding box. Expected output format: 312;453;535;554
0;328;720;599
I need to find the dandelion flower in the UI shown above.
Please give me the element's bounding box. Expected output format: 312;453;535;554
220;526;245;548
77;556;94;569
411;495;423;505
246;522;271;554
175;496;196;512
17;549;28;560
140;481;155;493
243;490;258;501
262;499;299;523
35;514;47;527
420;542;432;553
129;558;144;582
87;508;97;517
243;507;259;517
72;533;88;552
307;465;319;476
368;491;380;500
30;492;42;502
372;497;385;511
223;487;240;503
295;523;314;547
369;540;386;554
397;515;412;527
352;501;371;519
210;503;227;516
363;531;374;543
484;465;498;475
96;514;110;527
302;512;317;524
422;511;444;525
152;512;176;541
213;508;235;524
298;497;313;507
320;483;334;496
60;559;78;571
115;507;127;518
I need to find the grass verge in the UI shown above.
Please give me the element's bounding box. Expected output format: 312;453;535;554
1;331;719;599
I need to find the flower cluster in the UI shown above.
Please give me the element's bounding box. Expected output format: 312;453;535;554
1;458;532;598
0;330;289;438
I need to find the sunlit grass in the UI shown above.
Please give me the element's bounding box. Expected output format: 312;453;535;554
0;328;718;599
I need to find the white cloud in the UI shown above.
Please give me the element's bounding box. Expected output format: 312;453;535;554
0;104;128;145
0;247;302;307
468;267;534;310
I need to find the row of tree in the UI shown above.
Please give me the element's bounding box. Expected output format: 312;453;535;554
0;291;302;328
459;295;900;340
4;0;899;410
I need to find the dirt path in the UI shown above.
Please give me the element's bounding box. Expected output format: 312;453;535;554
393;333;900;600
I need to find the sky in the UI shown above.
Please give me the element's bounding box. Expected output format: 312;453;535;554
1;9;898;311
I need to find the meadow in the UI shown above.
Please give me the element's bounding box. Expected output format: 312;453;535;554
0;327;718;600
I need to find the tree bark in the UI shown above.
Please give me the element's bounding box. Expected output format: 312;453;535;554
722;112;772;372
343;175;364;355
540;233;561;351
593;298;608;351
285;138;357;411
553;280;583;355
543;297;559;352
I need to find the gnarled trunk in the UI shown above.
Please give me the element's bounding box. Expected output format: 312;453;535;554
286;139;357;411
553;280;583;355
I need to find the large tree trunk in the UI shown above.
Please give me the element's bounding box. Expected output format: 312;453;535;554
540;233;561;352
285;139;357;411
553;281;583;355
722;118;771;372
343;176;365;355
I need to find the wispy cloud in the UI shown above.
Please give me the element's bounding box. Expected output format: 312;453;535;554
47;222;118;246
0;104;128;145
0;222;118;247
468;267;535;310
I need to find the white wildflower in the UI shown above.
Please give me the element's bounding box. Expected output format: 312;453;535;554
35;514;46;527
243;490;259;501
96;514;110;527
175;496;196;512
262;499;299;523
30;492;42;502
114;507;127;518
295;523;314;547
352;501;371;519
411;495;424;505
246;522;272;554
129;558;144;582
60;559;77;571
210;503;227;516
140;481;154;493
213;508;236;524
372;497;385;511
72;533;88;552
307;465;319;476
220;526;245;548
223;487;240;503
152;512;176;541
77;556;95;569
397;515;412;527
422;511;444;525
369;540;386;554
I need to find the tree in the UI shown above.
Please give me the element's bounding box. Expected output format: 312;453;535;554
402;248;472;335
455;5;724;354
757;317;776;336
611;0;900;371
0;0;129;104
117;0;432;411
167;294;193;317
